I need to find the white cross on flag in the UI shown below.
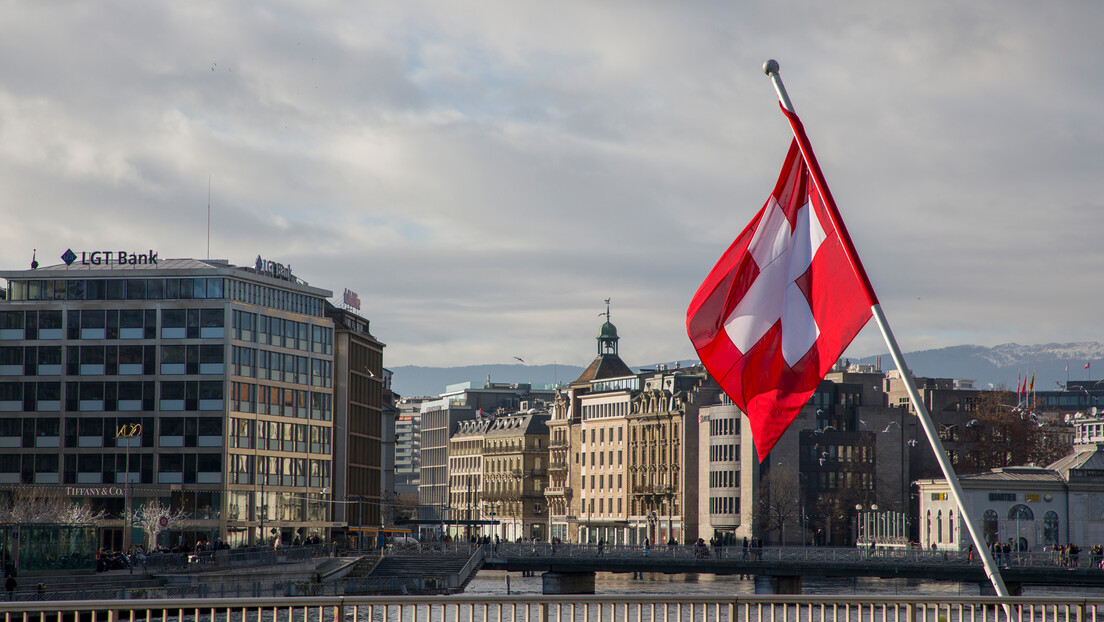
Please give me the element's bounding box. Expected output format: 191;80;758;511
687;107;877;459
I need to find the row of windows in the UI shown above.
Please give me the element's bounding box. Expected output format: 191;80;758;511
709;444;739;462
804;444;875;463
709;496;740;515
816;471;874;490
227;417;332;454
226;279;325;318
231;310;333;354
631;423;680;443
709;417;740;436
228;383;333;420
0;380;226;412
3;305;333;352
226;453;331;488
581;450;623;468
0;308;227;341
709;470;739;488
587;473;623;490
5;278;226;302
0;452;225;486
0;310;63;334
585;497;623;515
0;415;222;444
582;401;628;420
583;425;624;445
230;346;332;386
4;345;337;391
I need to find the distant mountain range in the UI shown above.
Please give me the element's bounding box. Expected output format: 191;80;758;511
389;342;1104;399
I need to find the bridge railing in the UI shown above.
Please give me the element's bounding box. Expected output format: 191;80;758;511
483;542;1104;569
2;594;1102;622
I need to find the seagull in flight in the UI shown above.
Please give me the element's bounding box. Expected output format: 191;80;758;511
883;421;901;433
513;357;525;363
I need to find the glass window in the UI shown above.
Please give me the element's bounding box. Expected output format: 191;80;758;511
119;310;144;329
161;382;186;401
126;279;146;300
106;280;126;300
200;309;224;328
67;280;86;300
39;311;62;330
200;345;223;364
193;278;207;299
1008;504;1033;521
80;310;106;330
161;346;186;364
86;280;106;300
162;309;185;328
165;279;180;299
0;312;23;330
146;279;164;300
206;278;224;299
982;509;999;545
80;347;105;365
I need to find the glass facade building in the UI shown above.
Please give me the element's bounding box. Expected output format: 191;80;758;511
0;257;335;550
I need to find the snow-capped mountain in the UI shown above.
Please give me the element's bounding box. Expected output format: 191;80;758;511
853;342;1104;390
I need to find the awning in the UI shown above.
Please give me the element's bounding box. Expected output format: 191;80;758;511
346;527;414;533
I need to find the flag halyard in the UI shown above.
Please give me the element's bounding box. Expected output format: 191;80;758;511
687;112;876;460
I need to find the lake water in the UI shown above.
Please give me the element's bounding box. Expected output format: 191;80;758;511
465;569;1104;597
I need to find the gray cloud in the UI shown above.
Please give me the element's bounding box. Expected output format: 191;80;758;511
2;1;1103;375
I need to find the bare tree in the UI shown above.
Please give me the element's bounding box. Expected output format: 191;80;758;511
754;465;802;544
0;487;103;524
126;500;189;550
958;391;1071;473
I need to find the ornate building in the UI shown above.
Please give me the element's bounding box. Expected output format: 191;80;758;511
482;409;550;541
546;307;719;545
448;416;491;539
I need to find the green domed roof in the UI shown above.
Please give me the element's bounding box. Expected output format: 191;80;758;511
598;321;619;340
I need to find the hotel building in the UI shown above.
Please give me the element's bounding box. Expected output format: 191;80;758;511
0;254;337;550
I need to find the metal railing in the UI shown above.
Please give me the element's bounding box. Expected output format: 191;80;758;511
3;594;1104;622
136;542;332;573
482;541;1104;569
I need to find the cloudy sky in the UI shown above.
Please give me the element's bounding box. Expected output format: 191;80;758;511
2;2;1102;369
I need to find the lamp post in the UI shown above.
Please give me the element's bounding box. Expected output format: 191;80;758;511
115;423;142;559
855;503;878;546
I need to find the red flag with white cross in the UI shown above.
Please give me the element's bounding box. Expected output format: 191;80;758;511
687;107;876;460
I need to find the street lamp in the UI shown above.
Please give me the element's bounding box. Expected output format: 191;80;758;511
855;503;878;546
115;422;142;560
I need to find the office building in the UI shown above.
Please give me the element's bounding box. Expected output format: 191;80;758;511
0;254;336;549
326;305;385;541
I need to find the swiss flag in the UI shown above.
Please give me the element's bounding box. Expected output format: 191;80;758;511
687;107;876;459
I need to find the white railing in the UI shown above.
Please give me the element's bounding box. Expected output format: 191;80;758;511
2;594;1103;622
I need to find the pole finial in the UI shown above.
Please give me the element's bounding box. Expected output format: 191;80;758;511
763;59;780;76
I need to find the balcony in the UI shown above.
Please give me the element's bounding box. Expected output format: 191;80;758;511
544;486;573;499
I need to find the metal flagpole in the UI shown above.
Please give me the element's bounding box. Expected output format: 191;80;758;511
762;59;1010;599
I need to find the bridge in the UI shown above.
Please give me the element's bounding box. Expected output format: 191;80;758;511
3;593;1103;622
477;542;1104;595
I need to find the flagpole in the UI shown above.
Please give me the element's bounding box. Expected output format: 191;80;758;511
762;59;1011;599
